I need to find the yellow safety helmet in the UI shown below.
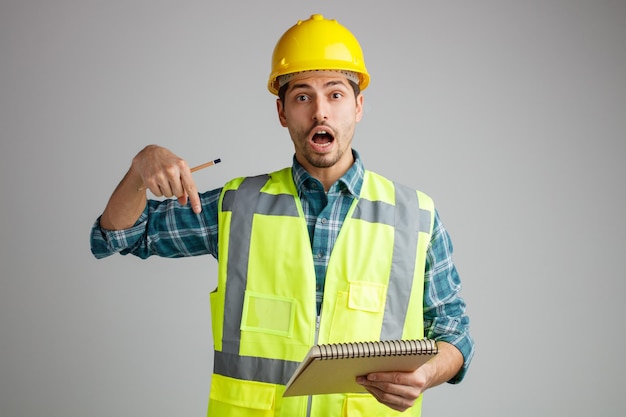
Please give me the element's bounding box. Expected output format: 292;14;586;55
268;14;370;95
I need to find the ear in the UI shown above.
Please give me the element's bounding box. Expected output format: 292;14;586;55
355;93;364;122
276;98;288;127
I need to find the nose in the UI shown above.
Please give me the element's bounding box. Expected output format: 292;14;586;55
312;96;328;121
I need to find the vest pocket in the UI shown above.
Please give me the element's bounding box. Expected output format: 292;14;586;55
347;281;386;312
328;282;387;342
208;374;276;416
241;291;296;337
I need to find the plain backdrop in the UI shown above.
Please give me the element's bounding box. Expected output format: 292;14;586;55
1;1;625;416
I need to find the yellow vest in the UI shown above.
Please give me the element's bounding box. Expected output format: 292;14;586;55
208;168;434;417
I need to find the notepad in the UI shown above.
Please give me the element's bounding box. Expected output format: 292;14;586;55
283;339;438;397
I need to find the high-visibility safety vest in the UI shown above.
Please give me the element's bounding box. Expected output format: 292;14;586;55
208;167;435;417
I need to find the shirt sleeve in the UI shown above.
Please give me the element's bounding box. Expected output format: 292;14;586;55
423;210;474;383
89;188;222;260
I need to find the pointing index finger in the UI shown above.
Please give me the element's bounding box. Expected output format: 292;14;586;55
184;158;222;214
137;158;222;193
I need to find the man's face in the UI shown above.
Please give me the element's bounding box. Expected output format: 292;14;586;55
276;72;364;178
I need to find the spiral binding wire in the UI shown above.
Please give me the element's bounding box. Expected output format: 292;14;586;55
317;339;437;360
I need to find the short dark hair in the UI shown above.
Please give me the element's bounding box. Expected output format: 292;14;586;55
277;79;361;103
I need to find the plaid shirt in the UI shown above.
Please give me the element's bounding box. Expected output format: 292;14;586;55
91;150;474;382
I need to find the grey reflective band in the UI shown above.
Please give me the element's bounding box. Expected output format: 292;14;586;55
419;208;431;234
380;183;428;340
256;193;300;217
217;175;431;383
218;175;301;383
220;175;269;354
214;351;300;385
351;191;431;234
222;189;300;217
351;199;395;226
350;189;419;337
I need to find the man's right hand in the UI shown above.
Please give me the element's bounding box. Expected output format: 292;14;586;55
132;145;201;213
100;145;201;231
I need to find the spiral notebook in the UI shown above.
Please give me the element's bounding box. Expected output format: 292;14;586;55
283;339;438;397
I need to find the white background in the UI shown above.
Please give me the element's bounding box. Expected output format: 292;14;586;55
1;1;625;416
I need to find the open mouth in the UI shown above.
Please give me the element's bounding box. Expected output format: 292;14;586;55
311;129;335;148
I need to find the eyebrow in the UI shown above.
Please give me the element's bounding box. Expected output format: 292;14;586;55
290;79;349;92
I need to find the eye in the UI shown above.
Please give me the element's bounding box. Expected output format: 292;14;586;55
296;94;310;102
331;92;344;99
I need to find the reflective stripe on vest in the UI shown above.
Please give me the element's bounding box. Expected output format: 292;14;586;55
214;173;431;385
215;174;302;384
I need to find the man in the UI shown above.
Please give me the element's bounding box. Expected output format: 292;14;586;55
91;14;473;416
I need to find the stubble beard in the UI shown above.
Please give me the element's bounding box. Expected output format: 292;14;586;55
303;147;343;168
294;123;346;169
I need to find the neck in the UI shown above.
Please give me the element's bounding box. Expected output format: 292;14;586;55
298;153;354;192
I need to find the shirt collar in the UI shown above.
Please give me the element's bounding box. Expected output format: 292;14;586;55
291;149;364;198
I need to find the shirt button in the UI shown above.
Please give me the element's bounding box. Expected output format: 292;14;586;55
320;217;327;224
317;251;324;259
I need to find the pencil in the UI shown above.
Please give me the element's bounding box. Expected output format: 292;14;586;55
190;158;221;172
137;158;221;191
